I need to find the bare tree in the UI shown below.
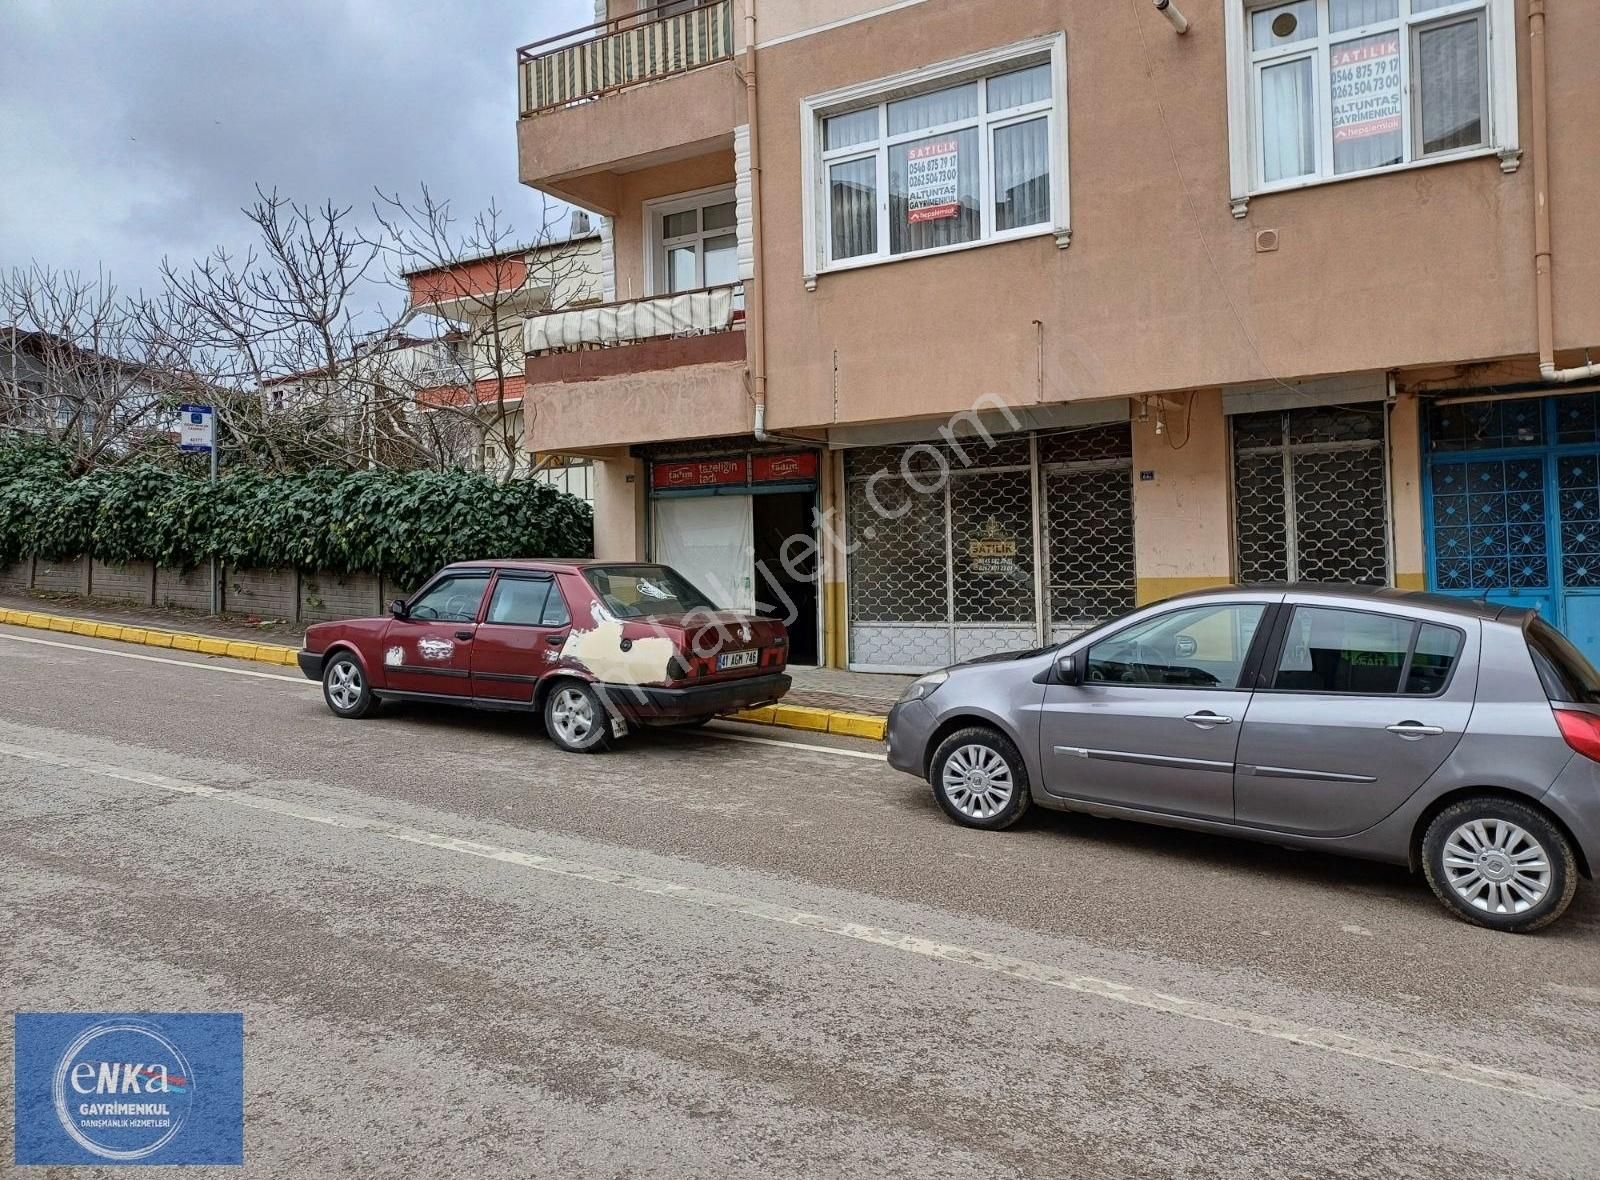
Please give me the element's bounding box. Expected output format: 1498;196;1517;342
0;264;197;472
372;185;600;481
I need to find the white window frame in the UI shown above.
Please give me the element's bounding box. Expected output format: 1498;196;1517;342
800;33;1070;289
641;184;739;296
1225;0;1519;217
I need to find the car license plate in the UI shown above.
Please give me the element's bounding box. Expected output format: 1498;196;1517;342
717;649;758;670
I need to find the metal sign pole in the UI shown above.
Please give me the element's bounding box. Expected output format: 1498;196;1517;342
179;403;219;615
209;434;219;615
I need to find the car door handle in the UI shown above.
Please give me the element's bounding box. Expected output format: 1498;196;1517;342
545;633;568;646
1386;721;1444;738
1184;711;1232;728
454;630;474;642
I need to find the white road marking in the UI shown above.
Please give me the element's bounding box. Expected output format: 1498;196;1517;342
3;735;1596;1115
0;631;310;683
0;628;885;761
698;727;886;761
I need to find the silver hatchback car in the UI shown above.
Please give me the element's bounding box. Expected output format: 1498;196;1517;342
887;585;1600;932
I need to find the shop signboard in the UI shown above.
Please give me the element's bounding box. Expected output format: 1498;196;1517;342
1330;34;1402;144
751;452;819;484
906;138;961;223
652;457;750;490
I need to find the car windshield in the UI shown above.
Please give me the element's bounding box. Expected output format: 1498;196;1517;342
583;564;719;618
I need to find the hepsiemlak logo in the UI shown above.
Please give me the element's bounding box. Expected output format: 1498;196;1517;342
14;1013;243;1166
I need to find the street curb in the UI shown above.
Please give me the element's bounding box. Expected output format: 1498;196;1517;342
0;606;889;742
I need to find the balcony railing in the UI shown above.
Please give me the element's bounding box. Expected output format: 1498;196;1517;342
525;284;743;356
517;0;734;117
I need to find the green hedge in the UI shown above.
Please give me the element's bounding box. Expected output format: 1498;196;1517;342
0;444;593;588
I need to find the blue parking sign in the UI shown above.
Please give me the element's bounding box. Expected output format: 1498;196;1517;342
13;1013;243;1166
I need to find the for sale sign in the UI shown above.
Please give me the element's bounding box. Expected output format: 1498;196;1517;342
1331;35;1401;143
905;139;960;223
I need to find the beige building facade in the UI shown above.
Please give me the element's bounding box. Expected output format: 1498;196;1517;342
514;0;1600;671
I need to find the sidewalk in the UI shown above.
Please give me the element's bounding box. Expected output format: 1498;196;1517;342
0;590;906;737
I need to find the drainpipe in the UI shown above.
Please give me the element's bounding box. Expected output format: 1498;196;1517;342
1530;0;1600;385
743;0;771;440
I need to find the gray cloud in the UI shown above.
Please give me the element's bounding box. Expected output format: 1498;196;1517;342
0;0;592;302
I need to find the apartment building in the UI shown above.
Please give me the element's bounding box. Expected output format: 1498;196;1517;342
513;0;1600;672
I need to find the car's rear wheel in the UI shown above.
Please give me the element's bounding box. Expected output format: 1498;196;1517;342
322;651;377;719
1421;796;1578;933
544;680;615;754
929;726;1031;830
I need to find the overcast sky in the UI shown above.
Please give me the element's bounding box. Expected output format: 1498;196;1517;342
0;0;591;308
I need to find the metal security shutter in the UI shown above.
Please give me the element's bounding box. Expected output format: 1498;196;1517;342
843;425;1134;671
1232;404;1391;585
1041;424;1135;637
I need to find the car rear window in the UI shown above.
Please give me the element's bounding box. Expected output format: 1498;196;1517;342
583;565;717;618
1526;617;1600;703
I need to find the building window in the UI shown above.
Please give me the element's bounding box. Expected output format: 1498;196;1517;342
803;35;1067;280
648;187;738;295
1230;0;1516;202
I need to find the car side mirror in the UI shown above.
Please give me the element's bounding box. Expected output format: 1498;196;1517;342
1055;651;1083;686
389;598;409;620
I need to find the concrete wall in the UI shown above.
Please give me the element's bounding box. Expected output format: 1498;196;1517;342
1130;391;1235;605
299;571;384;623
226;567;299;620
33;558;88;595
0;561;31;591
592;457;647;561
90;560;155;604
156;566;212;612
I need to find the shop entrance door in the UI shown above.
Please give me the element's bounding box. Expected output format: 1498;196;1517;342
1426;393;1600;663
653;495;755;612
753;491;819;665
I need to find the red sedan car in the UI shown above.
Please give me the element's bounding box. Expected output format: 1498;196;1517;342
296;560;791;752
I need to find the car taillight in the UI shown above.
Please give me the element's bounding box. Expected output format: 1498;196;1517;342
1553;707;1600;762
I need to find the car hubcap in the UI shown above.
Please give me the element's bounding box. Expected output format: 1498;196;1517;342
941;744;1014;819
327;662;361;710
1442;819;1551;915
552;688;595;745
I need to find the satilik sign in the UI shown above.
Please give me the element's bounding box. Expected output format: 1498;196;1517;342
906;138;961;223
1331;35;1402;143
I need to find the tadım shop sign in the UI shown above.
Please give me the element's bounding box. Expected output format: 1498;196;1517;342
906;138;961;223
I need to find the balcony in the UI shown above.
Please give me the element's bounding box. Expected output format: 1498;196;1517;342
515;0;740;208
522;284;748;454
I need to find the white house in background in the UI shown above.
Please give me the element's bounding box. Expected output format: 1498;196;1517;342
403;219;603;488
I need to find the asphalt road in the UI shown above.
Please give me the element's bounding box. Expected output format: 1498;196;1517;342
3;622;1599;1178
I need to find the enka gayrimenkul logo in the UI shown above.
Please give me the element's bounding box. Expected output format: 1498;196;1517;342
49;1019;197;1161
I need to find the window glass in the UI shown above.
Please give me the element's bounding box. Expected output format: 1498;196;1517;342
1260;58;1316;182
1252;1;1317;49
703;234;738;286
1331;32;1404;174
888;82;978;136
890;127;980;255
584;565;718;619
825;108;878;151
1526;618;1600;703
987;64;1051;111
1274;607;1411;693
661;209;697;239
1087;604;1267;689
993;118;1051;231
486;578;552;626
1406;623;1463;694
408;574;489;623
542;584;572;628
1417;17;1484;156
1330;0;1397;33
829;157;877;259
702;201;737;232
666;246;696;292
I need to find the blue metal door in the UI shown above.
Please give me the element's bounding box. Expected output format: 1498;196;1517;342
1425;393;1600;661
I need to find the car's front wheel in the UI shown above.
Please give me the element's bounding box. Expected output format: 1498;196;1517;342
1421;797;1578;932
322;651;377;719
544;680;615;754
929;726;1031;830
